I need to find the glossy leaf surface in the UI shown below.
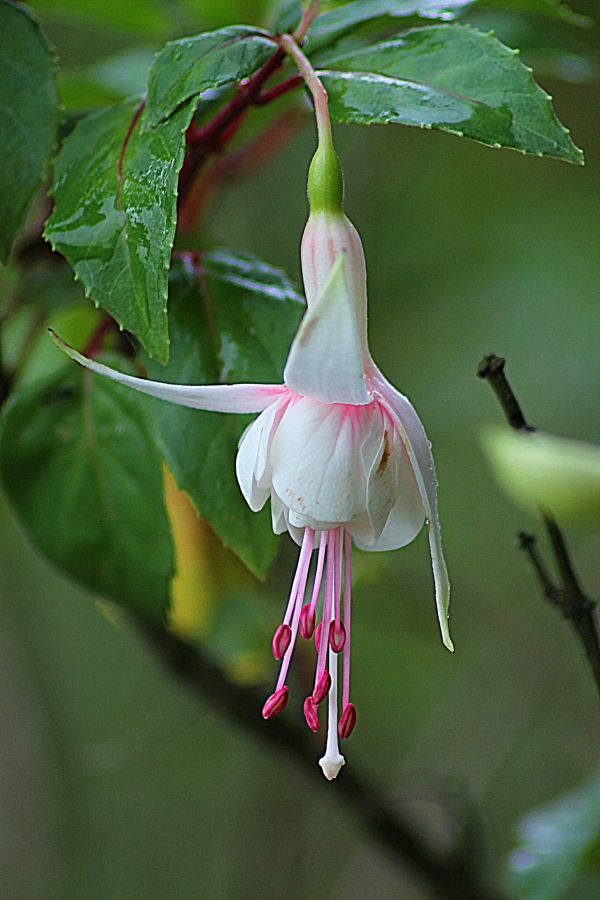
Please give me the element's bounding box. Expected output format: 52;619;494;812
319;25;583;163
307;0;473;52
145;26;275;128
45;96;194;362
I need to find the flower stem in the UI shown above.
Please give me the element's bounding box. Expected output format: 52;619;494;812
279;34;343;213
280;34;332;148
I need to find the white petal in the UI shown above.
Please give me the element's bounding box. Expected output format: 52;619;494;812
283;258;370;405
235;401;280;511
270;493;288;535
370;366;453;652
360;407;398;543
354;432;425;551
51;330;284;413
270;397;368;525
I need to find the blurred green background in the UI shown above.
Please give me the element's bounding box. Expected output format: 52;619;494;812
1;1;599;897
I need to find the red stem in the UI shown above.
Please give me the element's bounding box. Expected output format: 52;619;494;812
83;316;116;358
179;48;285;197
254;74;302;106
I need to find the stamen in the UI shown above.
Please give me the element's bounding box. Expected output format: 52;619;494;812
342;530;353;711
262;686;288;720
300;604;315;640
275;527;314;692
338;703;356;740
314;528;337;686
330;528;344;651
319;646;345;780
282;526;314;627
329;620;346;653
272;623;291;660
314;622;322;651
313;669;331;705
300;530;327;639
303;696;319;732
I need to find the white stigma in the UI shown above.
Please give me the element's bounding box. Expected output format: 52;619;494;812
319;646;345;780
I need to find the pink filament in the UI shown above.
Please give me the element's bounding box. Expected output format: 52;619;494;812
342;530;352;709
308;531;328;618
313;528;338;688
299;531;327;640
275;527;314;691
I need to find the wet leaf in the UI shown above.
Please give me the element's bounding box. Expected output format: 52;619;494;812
144;251;304;579
307;0;473;52
145;26;276;129
467;11;597;83
45;96;195;363
0;362;174;619
0;0;60;261
305;0;590;54
319;25;583;163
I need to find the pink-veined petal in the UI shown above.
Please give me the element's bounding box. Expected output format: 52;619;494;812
370;365;453;652
283;259;370;406
51;331;284;414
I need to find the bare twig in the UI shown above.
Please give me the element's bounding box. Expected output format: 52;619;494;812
134;616;503;900
478;354;600;698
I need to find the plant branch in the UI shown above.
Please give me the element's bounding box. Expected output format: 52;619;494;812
178;2;318;214
179;48;286;199
478;354;600;698
134;615;502;900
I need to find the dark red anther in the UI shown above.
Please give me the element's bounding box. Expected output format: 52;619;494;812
272;623;292;660
303;696;319;732
314;622;323;651
338;703;357;740
300;604;316;639
262;686;289;720
312;670;331;705
329;620;346;653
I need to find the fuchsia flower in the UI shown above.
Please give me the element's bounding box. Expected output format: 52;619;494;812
53;40;452;779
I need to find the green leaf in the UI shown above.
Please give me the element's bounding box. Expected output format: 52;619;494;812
45;96;194;363
479;0;591;29
307;0;591;51
467;12;597;83
0;362;174;620
319;25;583;163
307;0;473;52
0;0;60;262
508;771;600;900
144;251;304;579
481;426;600;527
145;26;276;129
271;0;302;34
